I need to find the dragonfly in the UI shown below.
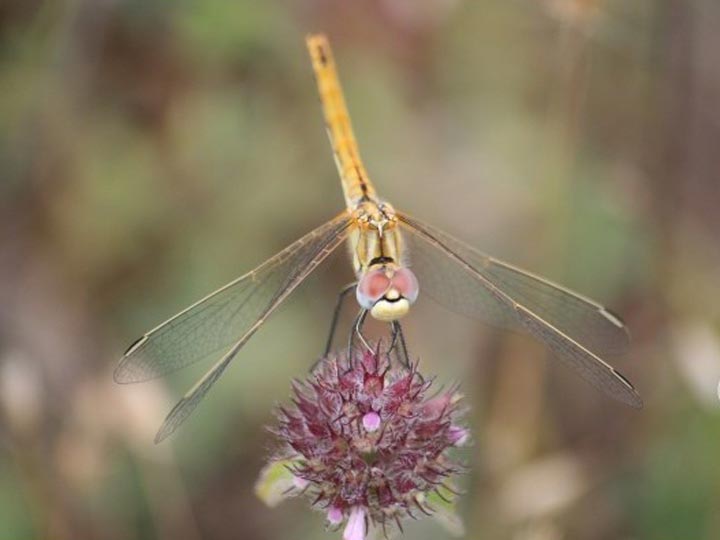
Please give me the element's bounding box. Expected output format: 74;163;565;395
116;33;642;443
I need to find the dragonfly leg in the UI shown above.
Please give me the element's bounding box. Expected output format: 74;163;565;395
388;323;399;356
346;309;370;367
354;309;371;352
323;282;357;356
310;282;357;373
389;321;411;369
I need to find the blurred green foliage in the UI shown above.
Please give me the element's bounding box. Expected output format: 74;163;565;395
1;1;719;539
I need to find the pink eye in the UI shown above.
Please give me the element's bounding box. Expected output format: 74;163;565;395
356;269;391;309
391;268;419;303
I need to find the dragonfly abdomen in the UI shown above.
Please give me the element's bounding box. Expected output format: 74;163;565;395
307;34;377;208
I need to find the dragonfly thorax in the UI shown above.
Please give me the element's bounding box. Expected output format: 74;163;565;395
352;200;396;228
350;201;419;321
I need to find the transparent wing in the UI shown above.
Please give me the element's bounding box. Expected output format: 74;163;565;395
398;212;641;408
116;214;353;441
116;214;351;383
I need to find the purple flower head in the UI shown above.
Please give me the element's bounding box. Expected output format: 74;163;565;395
257;344;469;539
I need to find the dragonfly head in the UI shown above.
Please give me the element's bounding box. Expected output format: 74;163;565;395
356;265;419;322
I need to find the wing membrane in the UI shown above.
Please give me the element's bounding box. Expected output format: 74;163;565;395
398;212;641;408
116;214;351;383
116;214;352;440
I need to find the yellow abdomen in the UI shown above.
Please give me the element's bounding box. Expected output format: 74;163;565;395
306;34;377;208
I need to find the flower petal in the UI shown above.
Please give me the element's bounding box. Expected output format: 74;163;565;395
343;507;366;540
327;506;344;525
254;459;301;507
362;411;381;432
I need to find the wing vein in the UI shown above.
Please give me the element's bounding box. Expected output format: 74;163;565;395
398;212;641;408
152;215;353;442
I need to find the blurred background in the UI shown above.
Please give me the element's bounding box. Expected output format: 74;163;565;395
2;0;720;539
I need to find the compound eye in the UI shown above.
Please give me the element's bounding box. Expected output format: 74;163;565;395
356;269;391;309
391;267;419;304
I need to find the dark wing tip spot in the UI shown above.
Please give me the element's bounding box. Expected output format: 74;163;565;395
123;335;147;356
613;369;635;390
317;45;328;66
613;369;644;408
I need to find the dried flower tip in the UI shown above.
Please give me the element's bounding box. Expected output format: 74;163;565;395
448;425;470;446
